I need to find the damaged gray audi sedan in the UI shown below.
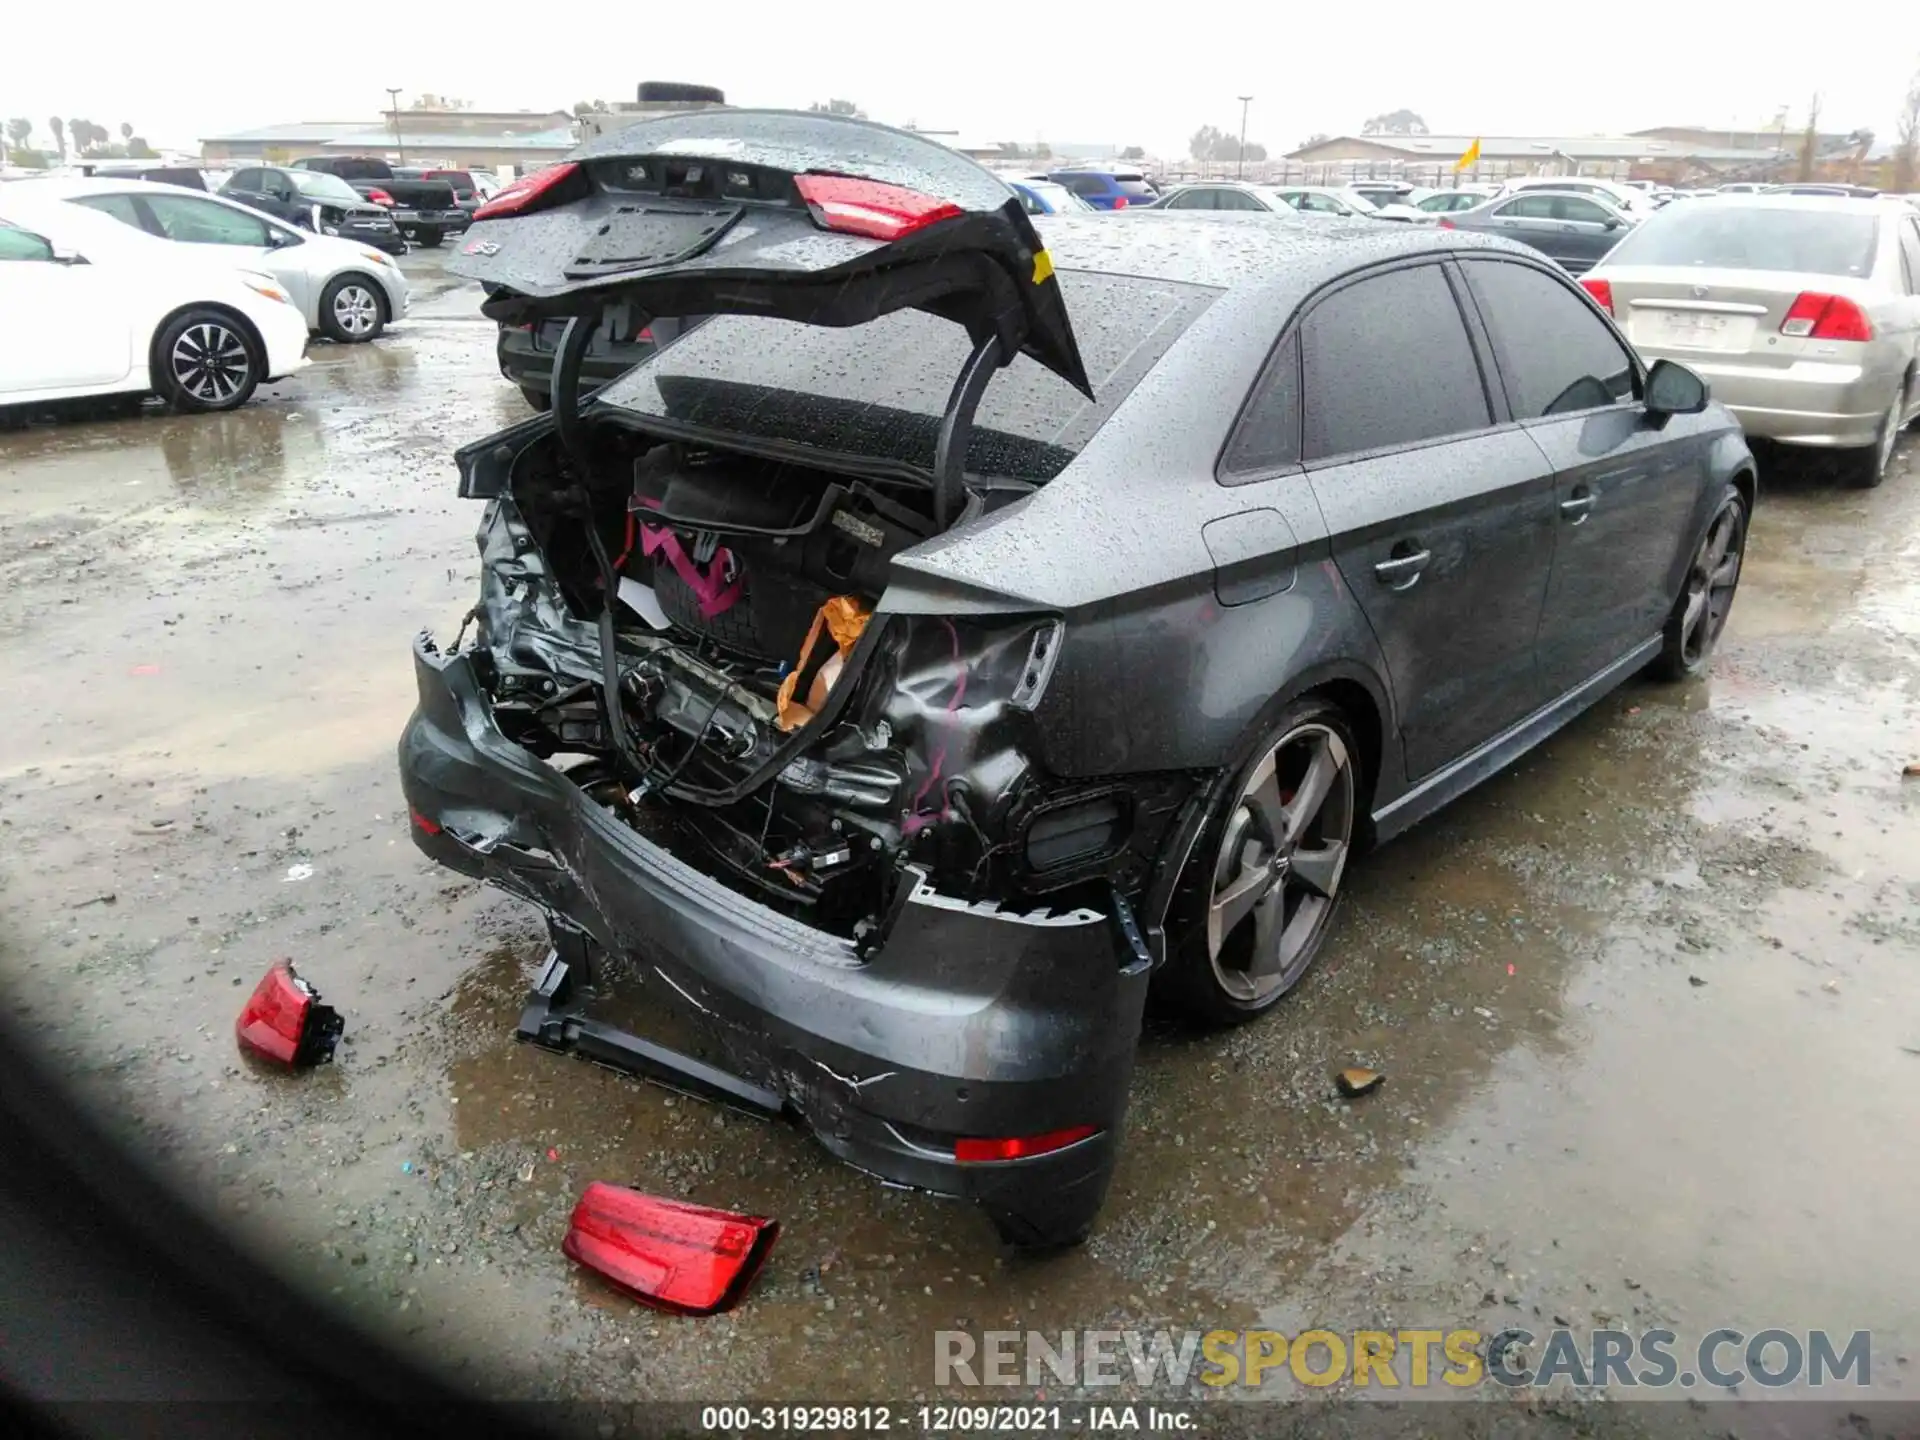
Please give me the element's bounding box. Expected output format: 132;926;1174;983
398;110;1756;1249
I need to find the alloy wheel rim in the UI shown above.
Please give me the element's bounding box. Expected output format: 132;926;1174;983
170;323;249;402
334;285;379;336
1680;502;1744;666
1206;722;1354;1004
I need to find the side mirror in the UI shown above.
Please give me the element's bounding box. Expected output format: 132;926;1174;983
1602;217;1622;230
1644;358;1709;417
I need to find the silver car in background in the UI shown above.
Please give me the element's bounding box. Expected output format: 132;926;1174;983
1582;195;1920;487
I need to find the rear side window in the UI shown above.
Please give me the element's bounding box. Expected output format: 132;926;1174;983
72;193;149;231
1502;195;1555;219
1461;259;1636;418
1060;175;1108;197
1117;177;1158;197
1225;333;1301;475
1604;205;1879;276
1300;263;1490;461
230;169;265;191
602;270;1218;483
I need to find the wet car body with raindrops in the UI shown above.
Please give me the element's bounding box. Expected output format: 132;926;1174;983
396;110;1758;1248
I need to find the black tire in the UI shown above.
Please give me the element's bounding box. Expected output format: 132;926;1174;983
1844;388;1906;490
1649;483;1747;681
317;273;386;343
518;385;553;412
636;81;726;105
152;309;261;414
1156;696;1362;1027
414;229;444;249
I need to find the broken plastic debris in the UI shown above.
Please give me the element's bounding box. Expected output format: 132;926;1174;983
401;1161;413;1174
616;576;672;631
1506;963;1516;976
283;863;315;882
129;664;162;676
234;959;343;1068
547;1147;560;1162
1335;1067;1384;1098
775;596;871;732
1688;975;1707;987
1904;762;1920;779
518;1161;536;1183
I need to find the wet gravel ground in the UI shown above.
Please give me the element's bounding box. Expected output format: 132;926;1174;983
2;250;1918;1436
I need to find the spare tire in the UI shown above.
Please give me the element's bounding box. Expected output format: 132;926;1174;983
651;558;823;663
636;81;726;105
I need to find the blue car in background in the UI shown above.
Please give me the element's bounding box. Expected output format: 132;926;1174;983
1009;177;1098;215
1044;167;1161;210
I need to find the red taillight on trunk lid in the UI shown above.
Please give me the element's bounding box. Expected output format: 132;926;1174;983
562;1183;779;1315
235;959;343;1068
954;1124;1099;1163
1780;292;1873;341
793;173;963;242
367;188;396;207
473;161;585;221
1580;277;1614;315
1436;217;1456;230
1112;195;1129;210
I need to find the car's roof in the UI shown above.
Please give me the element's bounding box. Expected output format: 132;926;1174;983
1038;211;1517;293
0;175;214;201
1678;192;1905;214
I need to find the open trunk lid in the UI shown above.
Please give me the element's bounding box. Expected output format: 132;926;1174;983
448;109;1091;396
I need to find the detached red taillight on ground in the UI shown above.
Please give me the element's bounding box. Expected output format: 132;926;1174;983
234;959;344;1068
563;1183;779;1315
954;1124;1099;1164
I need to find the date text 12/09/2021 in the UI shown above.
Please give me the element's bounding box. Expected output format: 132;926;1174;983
698;1405;1198;1432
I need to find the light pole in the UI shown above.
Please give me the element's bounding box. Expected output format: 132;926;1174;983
386;87;405;165
1236;95;1254;178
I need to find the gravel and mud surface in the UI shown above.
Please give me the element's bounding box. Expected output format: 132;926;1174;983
1;251;1916;1436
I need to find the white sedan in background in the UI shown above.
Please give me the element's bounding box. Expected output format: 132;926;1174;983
0;206;308;414
1272;184;1426;222
4;177;409;343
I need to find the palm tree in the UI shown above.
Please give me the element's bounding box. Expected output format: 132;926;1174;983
48;116;65;161
120;121;132;143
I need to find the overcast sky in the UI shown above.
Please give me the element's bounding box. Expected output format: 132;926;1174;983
7;1;1915;158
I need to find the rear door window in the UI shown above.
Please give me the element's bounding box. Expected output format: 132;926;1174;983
1214;189;1264;212
1300;263;1491;461
1060;175;1108;197
1460;258;1637;418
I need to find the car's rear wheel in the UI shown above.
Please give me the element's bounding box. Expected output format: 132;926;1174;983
318;274;386;343
414;228;444;249
518;385;553;412
154;311;261;414
1846;389;1906;490
1650;484;1747;681
1160;698;1360;1025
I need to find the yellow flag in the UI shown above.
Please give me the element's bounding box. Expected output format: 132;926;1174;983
1454;137;1482;172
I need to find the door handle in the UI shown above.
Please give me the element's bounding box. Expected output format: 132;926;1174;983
1373;548;1431;590
1560;487;1596;523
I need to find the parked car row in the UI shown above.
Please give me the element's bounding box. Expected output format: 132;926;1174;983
0;173;415;418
